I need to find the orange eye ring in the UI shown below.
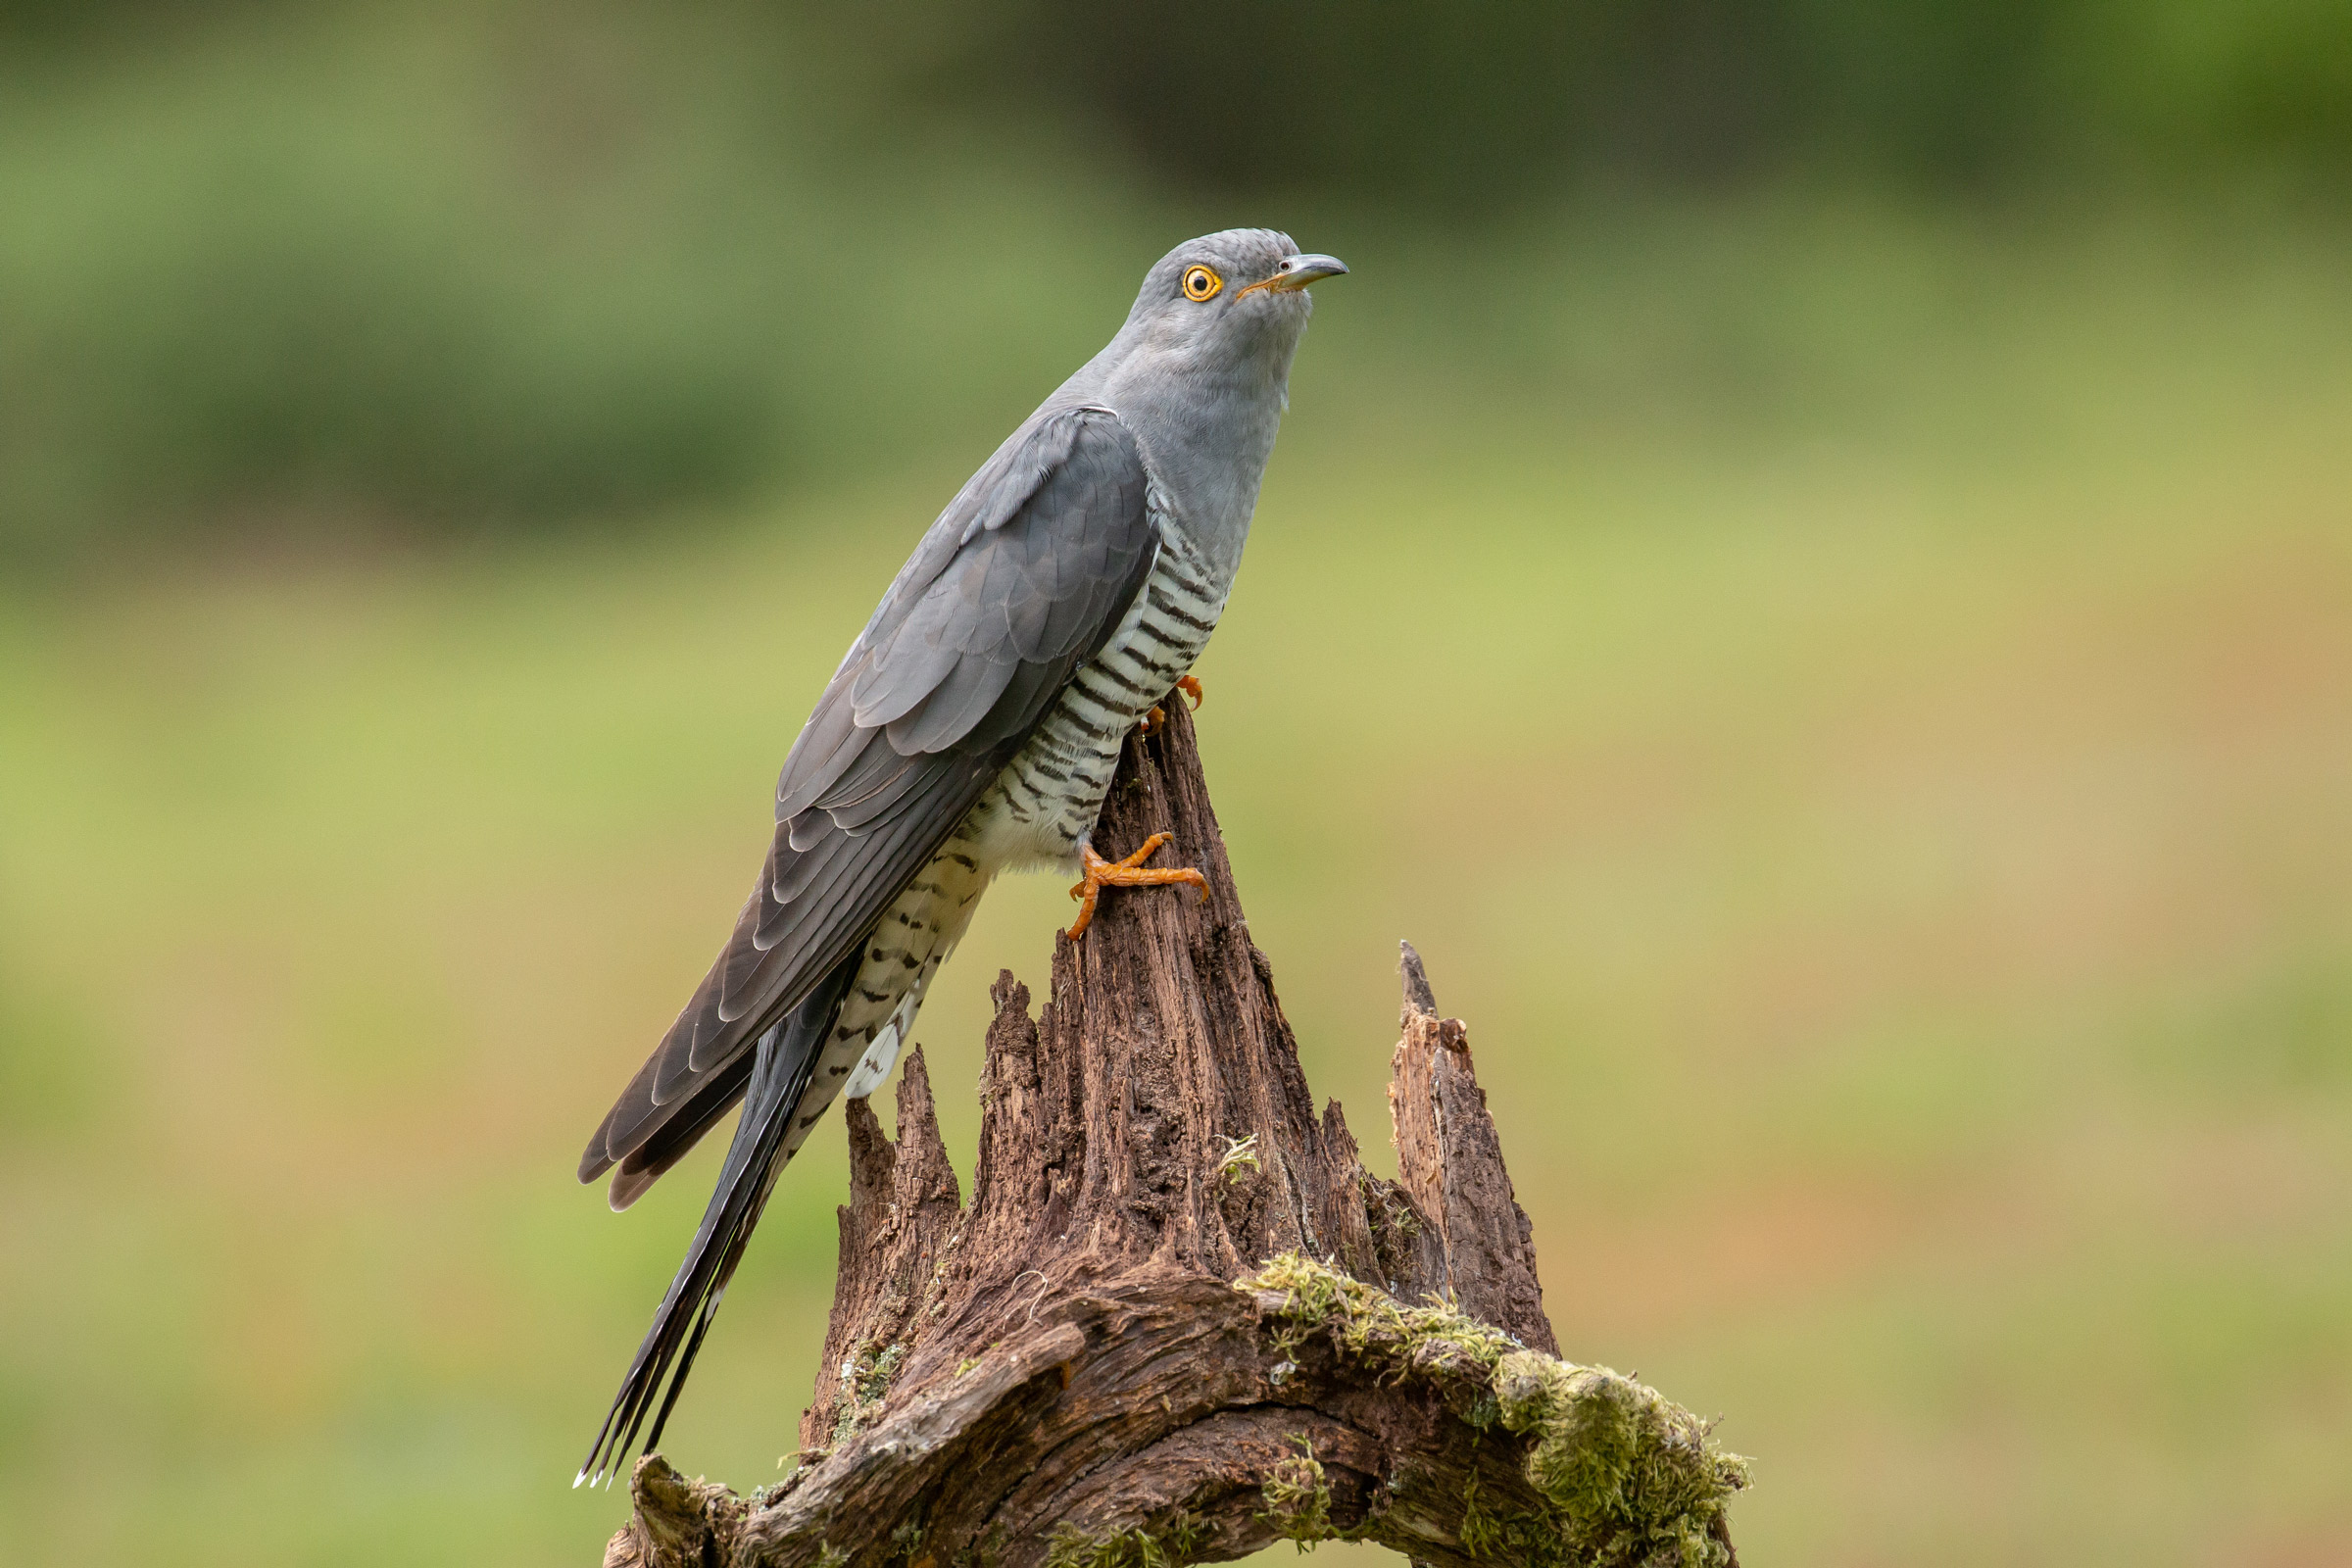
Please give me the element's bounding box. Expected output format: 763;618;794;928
1181;265;1222;302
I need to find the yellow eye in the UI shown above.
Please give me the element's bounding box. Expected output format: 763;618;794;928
1182;265;1222;301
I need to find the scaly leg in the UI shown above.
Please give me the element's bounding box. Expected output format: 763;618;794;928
1065;832;1210;939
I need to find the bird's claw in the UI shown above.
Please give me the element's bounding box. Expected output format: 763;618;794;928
1135;676;1203;738
1064;832;1211;939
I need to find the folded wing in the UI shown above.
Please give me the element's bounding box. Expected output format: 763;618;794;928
578;407;1155;1204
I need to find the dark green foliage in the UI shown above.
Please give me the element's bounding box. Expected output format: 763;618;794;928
1;0;2347;555
880;0;2352;198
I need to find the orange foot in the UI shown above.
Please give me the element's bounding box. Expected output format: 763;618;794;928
1135;676;1205;737
1065;832;1210;939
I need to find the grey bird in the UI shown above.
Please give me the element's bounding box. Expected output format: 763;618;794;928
576;230;1346;1485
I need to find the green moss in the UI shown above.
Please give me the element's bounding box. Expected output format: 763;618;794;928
861;1343;907;1396
1492;1350;1748;1566
1457;1468;1506;1559
1257;1436;1336;1547
1244;1250;1519;1373
1237;1254;1748;1566
1360;1173;1422;1241
829;1339;908;1447
1043;1511;1208;1568
1216;1134;1263;1187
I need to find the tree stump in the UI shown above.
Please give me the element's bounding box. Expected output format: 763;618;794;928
601;701;1747;1567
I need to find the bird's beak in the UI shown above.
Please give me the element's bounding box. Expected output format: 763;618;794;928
1237;253;1349;298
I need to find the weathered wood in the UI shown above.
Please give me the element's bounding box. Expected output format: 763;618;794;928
601;700;1746;1567
1389;941;1558;1356
800;1048;964;1455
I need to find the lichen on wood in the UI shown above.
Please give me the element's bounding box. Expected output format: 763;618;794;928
598;700;1744;1568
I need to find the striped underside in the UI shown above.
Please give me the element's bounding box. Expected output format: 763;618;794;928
774;513;1229;1151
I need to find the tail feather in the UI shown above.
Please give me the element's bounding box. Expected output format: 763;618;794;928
606;1052;757;1213
577;949;859;1488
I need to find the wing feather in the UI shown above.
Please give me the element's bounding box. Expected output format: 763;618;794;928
580;407;1154;1191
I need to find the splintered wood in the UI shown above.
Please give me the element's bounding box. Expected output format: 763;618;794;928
602;700;1741;1568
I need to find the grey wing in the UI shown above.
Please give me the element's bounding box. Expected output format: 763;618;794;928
578;407;1155;1203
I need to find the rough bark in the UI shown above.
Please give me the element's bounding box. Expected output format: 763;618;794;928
602;700;1745;1568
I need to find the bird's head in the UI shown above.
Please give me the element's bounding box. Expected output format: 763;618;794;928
1117;228;1348;379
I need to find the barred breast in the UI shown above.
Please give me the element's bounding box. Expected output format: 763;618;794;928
974;516;1227;869
786;514;1229;1120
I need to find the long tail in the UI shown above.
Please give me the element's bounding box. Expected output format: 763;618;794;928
576;949;860;1488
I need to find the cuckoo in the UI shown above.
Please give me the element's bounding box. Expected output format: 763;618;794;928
576;230;1346;1485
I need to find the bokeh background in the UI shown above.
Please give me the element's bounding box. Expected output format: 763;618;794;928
4;3;2350;1563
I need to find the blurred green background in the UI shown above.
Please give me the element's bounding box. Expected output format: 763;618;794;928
3;3;2349;1564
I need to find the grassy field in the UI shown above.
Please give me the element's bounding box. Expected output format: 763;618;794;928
3;205;2350;1565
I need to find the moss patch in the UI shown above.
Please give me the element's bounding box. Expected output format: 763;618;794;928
1043;1510;1208;1568
1245;1250;1520;1373
829;1339;907;1447
1493;1350;1747;1566
1257;1435;1337;1547
1216;1133;1262;1187
1238;1253;1748;1567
